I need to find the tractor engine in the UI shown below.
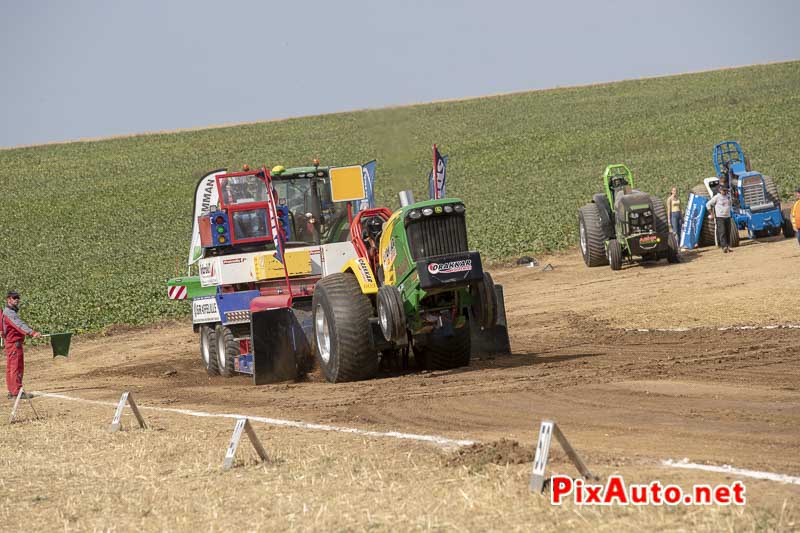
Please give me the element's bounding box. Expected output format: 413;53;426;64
614;193;656;235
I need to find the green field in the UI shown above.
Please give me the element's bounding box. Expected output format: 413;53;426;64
1;61;799;333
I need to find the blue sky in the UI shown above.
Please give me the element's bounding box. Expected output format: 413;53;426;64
1;0;798;148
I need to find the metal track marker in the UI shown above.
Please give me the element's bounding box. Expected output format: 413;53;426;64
223;418;269;470
8;387;39;424
530;420;596;493
109;391;147;432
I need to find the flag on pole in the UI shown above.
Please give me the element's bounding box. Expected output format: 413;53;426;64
263;171;286;264
427;144;448;199
358;160;377;212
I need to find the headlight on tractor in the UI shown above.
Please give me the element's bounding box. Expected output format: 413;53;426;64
454;203;466;214
444;204;453;213
409;209;422;220
422;207;434;216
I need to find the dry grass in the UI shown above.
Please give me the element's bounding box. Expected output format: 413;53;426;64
1;399;796;531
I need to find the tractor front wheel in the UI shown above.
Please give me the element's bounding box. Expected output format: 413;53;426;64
607;239;623;271
667;233;680;263
470;272;498;330
729;221;740;248
215;325;238;377
200;325;219;376
312;273;377;383
377;285;406;344
414;322;471;371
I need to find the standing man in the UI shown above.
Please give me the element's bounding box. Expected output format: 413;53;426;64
706;184;733;253
2;291;41;399
666;186;682;237
792;187;800;246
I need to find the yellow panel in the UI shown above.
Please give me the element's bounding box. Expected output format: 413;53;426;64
329;165;366;202
254;250;313;280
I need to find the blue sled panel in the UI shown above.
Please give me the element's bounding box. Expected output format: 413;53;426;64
681;193;706;249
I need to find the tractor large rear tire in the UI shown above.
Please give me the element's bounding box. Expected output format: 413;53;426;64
415;322;471;371
762;175;779;206
692;184;716;247
650;196;669;236
782;208;796;238
215;325;238;377
607;239;623;271
578;203;609;267
312;273;377;383
200;325;219;376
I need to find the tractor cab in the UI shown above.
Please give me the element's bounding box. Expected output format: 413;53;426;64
197;164;362;257
603;164;635;209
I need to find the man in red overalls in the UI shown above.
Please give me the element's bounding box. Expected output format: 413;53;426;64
2;291;41;399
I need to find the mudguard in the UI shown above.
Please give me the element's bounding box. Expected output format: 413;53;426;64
470;284;511;355
250;296;312;384
342;258;379;294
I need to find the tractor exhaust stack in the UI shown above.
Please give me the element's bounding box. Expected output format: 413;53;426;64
398;190;415;207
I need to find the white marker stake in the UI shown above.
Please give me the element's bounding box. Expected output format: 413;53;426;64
530;421;554;493
8;387;39;424
224;418;268;470
530;420;595;494
109;391;147;432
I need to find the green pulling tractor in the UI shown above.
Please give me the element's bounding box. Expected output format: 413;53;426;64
314;193;508;382
578;164;679;270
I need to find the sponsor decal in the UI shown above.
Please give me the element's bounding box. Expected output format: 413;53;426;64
382;237;397;267
427;259;472;275
222;257;246;265
356;258;374;284
640;235;659;244
394;256;410;280
199;259;220;286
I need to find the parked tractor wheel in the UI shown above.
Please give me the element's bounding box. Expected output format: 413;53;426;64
377;284;406;344
762;175;779;206
312;273;377;383
782;208;796;238
667;233;680;263
607;239;623;271
691;184;716;247
578;203;609;267
414;322;471;371
200;324;219;376
215;325;238;377
729;222;741;248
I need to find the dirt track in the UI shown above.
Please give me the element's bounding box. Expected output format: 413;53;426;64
16;236;798;477
20;235;800;468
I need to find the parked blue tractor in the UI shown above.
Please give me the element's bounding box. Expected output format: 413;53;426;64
691;141;795;247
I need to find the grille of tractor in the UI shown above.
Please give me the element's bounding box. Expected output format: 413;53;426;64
741;177;766;208
407;214;468;260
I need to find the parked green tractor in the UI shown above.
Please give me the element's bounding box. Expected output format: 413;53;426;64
578;164;679;270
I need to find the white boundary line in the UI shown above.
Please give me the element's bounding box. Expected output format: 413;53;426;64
34;392;475;448
33;392;800;486
662;458;800;485
629;324;800;333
